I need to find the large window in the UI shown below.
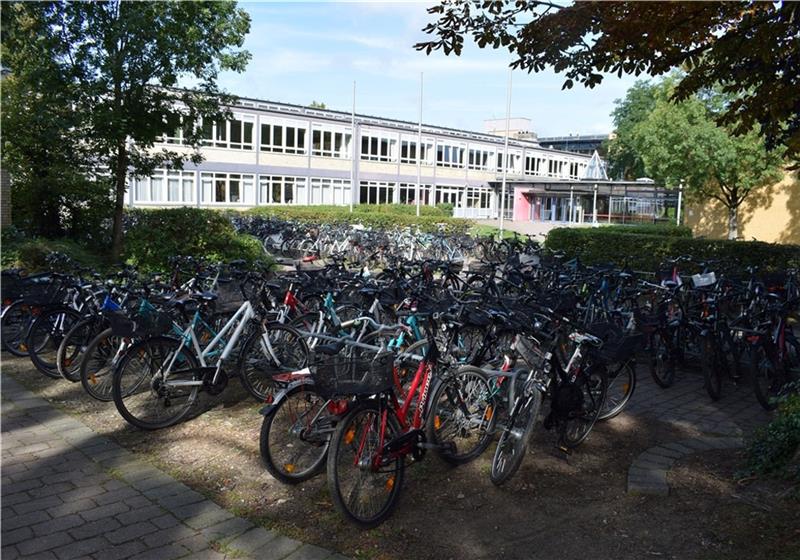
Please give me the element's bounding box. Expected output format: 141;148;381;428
436;143;465;168
400;139;434;165
260;121;307;154
200;172;255;204
525;154;543;176
468;147;493;171
311;127;352;158
309;178;350;205
435;185;462;205
569;162;581;179
132;169;195;204
463;186;492;209
496;151;522;174
258;175;305;205
398;183;432;205
359;181;396;205
361;133;398;162
201;115;255;150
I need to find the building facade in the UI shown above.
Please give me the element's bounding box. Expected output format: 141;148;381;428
128;97;593;219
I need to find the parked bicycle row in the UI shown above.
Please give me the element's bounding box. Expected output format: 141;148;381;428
1;248;798;528
229;214;541;263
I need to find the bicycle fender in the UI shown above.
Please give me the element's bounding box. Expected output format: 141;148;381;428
258;378;316;416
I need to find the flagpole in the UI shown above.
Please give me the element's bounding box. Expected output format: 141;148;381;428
499;69;512;237
349;80;356;213
416;72;423;218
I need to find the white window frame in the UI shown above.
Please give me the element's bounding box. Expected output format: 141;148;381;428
131;169;195;204
258;175;305;205
436;141;465;168
398;183;432;205
201;114;255;150
311;125;352;159
361;131;398;162
359;181;397;205
200;172;255;205
467;146;495;171
399;136;435;165
260;117;307;155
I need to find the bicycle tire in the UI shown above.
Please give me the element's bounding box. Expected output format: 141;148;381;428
751;344;782;411
112;336;200;430
490;389;542;486
559;368;607;449
701;335;725;401
425;365;497;465
327;401;405;528
80;328;128;402
57;316;101;382
27;307;83;379
597;362;636;421
1;300;40;356
260;384;332;484
238;324;309;401
649;330;676;388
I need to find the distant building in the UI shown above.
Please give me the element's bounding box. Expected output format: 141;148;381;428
483;118;538;141
538;133;612;156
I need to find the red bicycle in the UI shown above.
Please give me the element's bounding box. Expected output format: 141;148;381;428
325;319;497;528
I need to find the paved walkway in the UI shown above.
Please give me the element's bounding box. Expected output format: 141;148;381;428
623;366;773;495
1;376;345;560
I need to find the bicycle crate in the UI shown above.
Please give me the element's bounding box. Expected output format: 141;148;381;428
586;322;644;364
310;349;394;399
515;334;550;372
106;309;172;339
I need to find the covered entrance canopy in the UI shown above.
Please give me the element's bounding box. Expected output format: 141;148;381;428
490;178;679;225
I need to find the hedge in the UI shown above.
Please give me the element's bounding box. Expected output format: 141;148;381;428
244;205;473;235
124;208;267;272
545;227;800;273
1;228;108;272
595;223;693;237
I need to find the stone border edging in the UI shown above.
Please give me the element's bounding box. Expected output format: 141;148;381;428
626;436;745;496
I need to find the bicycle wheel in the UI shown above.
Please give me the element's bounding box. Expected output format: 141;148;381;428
57;317;101;382
28;307;83;379
327;402;405;528
260;384;333;484
597;362;636;421
80;329;128;402
112;336;200;430
491;389;542;486
238;324;309;401
751;344;783;411
1;300;40;356
702;335;725;401
559;368;607;449
425;365;497;465
649;330;676;388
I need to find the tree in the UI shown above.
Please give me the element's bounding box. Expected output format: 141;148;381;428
309;100;327;109
1;1;251;258
416;1;800;164
606;80;658;180
611;80;783;239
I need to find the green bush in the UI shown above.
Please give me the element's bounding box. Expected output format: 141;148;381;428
596;223;693;237
124;208;268;272
545;227;800;272
746;390;800;482
244;205;472;235
1;230;108;272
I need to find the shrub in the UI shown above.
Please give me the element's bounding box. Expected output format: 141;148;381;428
545;227;800;272
244;205;472;235
124;208;268;272
745;389;800;482
597;223;693;237
1;230;107;272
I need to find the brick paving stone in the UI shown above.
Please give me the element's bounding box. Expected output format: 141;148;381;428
285;543;335;560
16;530;74;556
1;370;348;560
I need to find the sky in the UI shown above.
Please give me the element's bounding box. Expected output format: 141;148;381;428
217;1;644;138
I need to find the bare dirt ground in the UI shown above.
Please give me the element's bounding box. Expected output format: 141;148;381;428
3;356;798;560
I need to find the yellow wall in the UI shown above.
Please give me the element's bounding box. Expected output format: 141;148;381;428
685;171;800;244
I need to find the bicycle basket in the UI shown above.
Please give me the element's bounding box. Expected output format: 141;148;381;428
106;309;172;338
515;335;550;371
310;349;394;399
691;272;717;289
